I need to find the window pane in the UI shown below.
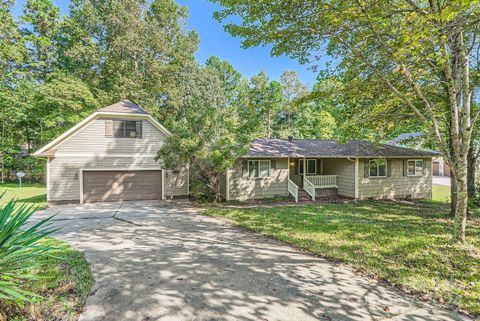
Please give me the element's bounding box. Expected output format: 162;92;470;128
113;121;124;137
415;160;423;175
307;160;316;174
124;121;138;138
408;161;415;175
259;161;269;178
298;160;304;174
369;163;378;176
378;164;386;176
249;161;255;178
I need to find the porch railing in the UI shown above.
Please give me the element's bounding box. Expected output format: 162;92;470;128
305;175;338;188
288;179;299;203
304;178;316;201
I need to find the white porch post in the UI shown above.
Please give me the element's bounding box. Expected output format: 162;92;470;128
303;157;306;181
287;157;290;180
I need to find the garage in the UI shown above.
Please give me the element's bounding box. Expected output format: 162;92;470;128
82;170;162;203
433;161;440;176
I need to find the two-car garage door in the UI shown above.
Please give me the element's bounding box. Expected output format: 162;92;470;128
82;170;162;203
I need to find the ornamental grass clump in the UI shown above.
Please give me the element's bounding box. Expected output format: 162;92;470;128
0;193;56;303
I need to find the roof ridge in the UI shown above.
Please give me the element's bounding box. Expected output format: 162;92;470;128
97;99;150;115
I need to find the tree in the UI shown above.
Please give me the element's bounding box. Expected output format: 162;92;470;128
60;0;198;110
157;62;252;201
205;56;242;106
0;0;27;183
21;0;61;81
248;71;283;138
279;70;307;135
211;0;480;243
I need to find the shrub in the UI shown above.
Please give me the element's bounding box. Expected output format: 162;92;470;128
0;194;56;302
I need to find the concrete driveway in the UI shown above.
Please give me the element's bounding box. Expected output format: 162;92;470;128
433;176;451;186
35;201;470;321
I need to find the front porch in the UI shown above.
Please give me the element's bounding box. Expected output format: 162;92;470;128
287;157;339;202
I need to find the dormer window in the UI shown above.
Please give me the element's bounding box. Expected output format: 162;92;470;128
105;120;142;138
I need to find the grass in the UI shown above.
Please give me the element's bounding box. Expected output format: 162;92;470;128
204;201;480;316
433;184;451;203
1;238;94;321
0;183;47;209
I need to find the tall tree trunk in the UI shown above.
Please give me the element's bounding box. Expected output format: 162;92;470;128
467;140;476;199
452;166;468;243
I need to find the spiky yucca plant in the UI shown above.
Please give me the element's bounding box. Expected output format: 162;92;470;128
0;194;56;302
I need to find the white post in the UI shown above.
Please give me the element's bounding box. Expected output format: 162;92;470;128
46;158;50;203
226;169;230;201
303;157;306;183
161;169;165;200
287;157;290;180
354;158;359;199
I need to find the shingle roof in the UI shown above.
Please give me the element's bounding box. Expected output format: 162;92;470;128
245;139;438;158
98;99;149;115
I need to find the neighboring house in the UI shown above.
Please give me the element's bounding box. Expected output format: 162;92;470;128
432;157;451;177
386;132;451;177
33;100;188;204
221;138;436;202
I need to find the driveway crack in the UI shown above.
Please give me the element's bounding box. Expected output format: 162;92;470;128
112;201;142;226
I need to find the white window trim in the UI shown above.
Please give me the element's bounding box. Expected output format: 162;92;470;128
248;160;271;179
110;119;143;139
369;159;387;178
407;159;424;177
298;159;317;175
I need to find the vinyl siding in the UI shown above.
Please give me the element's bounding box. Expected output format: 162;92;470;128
164;166;189;198
47;117;188;202
229;158;289;200
218;173;227;199
54;118;165;155
322;158;356;197
358;158;432;199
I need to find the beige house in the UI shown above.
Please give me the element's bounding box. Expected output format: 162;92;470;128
34;100;434;204
222;139;436;202
34;100;188;204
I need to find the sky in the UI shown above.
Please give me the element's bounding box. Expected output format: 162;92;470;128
11;0;326;86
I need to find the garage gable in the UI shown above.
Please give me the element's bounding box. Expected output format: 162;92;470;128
33;100;170;158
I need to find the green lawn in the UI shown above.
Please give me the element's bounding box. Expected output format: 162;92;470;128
204;201;480;316
1;238;94;321
433;184;451;203
0;183;47;209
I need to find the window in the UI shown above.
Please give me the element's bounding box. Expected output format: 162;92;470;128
298;159;317;175
106;120;142;138
248;160;270;178
369;159;386;178
407;159;424;176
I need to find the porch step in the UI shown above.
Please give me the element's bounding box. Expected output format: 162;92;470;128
296;188;339;202
297;189;312;201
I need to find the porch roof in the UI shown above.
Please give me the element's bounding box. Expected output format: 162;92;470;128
245;139;438;158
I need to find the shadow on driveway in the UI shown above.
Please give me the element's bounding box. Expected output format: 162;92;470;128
34;201;470;321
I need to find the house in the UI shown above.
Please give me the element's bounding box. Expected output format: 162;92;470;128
386;132;451;177
221;138;436;201
33;100;188;204
432;157;451;177
34;100;434;204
